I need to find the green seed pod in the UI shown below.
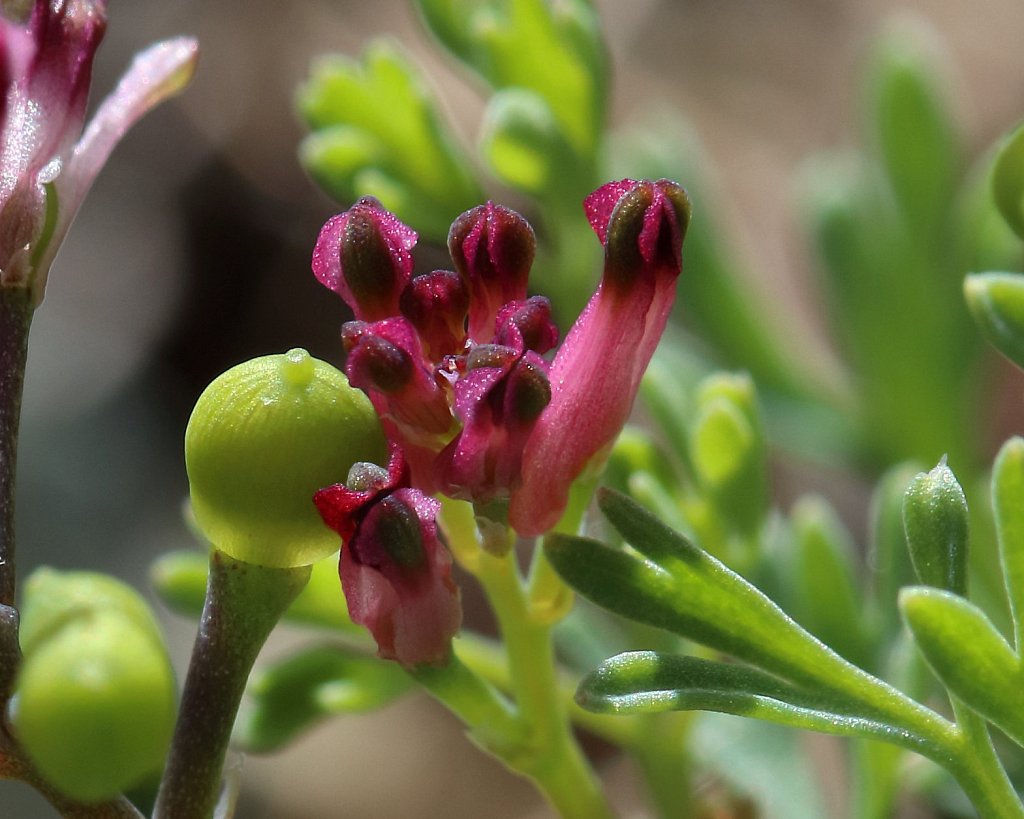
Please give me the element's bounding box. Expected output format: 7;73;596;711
902;458;969;596
185;348;387;568
12;612;176;803
18;567;164;655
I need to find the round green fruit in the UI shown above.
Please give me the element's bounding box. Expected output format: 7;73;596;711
11;611;176;803
185;348;386;567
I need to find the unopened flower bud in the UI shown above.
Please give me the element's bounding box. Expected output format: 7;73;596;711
399;270;469;359
312;196;417;320
903;458;969;596
185;348;386;568
495;296;559;354
448;202;535;341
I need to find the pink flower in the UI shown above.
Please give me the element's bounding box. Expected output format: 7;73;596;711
509;179;690;534
0;1;198;302
313;179;690;535
314;445;462;666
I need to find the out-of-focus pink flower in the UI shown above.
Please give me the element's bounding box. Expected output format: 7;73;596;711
313;179;690;535
315;445;462;666
509;179;690;535
0;0;198;303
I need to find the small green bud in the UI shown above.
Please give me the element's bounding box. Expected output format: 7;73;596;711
902;458;969;595
964;272;1024;371
12;577;176;804
992;121;1024;240
19;567;163;655
185;349;386;568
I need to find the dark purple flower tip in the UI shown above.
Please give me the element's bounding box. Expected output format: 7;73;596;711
314;443;408;544
494;296;559;355
503;353;551;427
584;178;691;292
448;201;536;341
399;269;469;360
312;196;417;321
342;321;413;393
342;317;453;436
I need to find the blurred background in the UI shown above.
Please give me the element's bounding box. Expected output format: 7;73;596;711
5;0;1024;815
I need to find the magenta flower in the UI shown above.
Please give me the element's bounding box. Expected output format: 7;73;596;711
314;445;462;667
314;179;690;536
0;0;197;303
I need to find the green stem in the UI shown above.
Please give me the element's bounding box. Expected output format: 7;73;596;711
153;550;310;819
476;550;614;819
630;713;693;819
0;287;32;608
944;701;1024;819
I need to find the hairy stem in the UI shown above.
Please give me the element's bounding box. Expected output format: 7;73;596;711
0;288;32;608
153;551;309;819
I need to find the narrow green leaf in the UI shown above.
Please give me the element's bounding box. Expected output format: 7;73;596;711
790;496;870;669
902;459;969;595
234;645;412;753
869;22;957;232
992;121;1024;240
578;651;921;748
900;586;1024;746
993;436;1024;650
965;272;1024;371
868;463;920;637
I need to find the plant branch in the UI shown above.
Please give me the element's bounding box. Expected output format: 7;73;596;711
153;550;310;819
0;287;32;608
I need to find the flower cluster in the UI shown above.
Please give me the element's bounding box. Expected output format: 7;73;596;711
0;0;197;302
313;178;690;664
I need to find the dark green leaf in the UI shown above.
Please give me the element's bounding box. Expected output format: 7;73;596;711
578;651;921;747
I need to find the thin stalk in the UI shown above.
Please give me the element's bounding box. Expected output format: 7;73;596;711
153;550;310;819
944;701;1024;819
630;713;694;819
0;287;32;608
476;550;614;819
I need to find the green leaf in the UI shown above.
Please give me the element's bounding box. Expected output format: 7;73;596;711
869;21;957;233
234;644;412;753
578;651;921;746
964;272;1024;371
868;463;921;637
415;0;607;159
902;459;969;595
549;490;875;699
992;121;1024;240
480;89;583;199
993;437;1024;650
297;39;481;240
790;496;870;669
900;586;1024;746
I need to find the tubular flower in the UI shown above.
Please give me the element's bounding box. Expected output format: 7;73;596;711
314;445;461;667
0;0;198;302
313;179;690;536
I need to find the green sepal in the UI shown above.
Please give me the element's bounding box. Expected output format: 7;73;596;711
297;39;481;240
577;651;917;746
790;496;870;669
992;437;1024;648
991;121;1024;240
902;459;969;595
900;586;1024;746
964;272;1024;371
233;644;413;753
